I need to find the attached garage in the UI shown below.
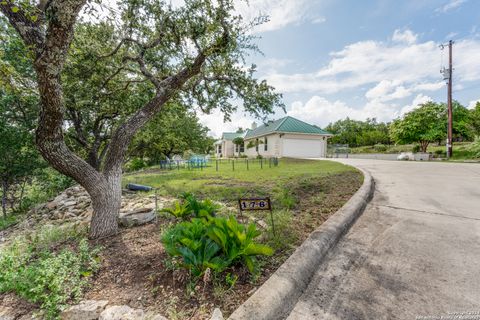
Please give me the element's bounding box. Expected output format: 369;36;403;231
222;116;332;158
282;137;326;158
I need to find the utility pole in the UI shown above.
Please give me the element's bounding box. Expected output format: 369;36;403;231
447;40;453;158
440;40;454;158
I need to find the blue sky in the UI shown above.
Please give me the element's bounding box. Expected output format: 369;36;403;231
199;0;480;136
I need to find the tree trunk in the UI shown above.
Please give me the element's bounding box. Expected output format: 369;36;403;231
420;141;429;153
88;170;122;239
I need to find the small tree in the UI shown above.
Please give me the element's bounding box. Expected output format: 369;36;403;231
390;102;445;152
232;136;244;155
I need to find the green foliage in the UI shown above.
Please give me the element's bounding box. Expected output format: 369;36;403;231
325;118;391;147
207;216;273;274
232;137;244;146
469;102;480;135
125;157;148;172
0;225;100;319
390;101;473;152
277;188;296;209
0;214;17;230
390;102;446;152
161;218;229;277
180;192;220;218
160;201;191;219
130;103;215;164
161;193;220;220
373;144;387;152
161;214;273;278
467;136;480;158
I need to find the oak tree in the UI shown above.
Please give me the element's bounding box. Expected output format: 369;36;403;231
0;0;283;238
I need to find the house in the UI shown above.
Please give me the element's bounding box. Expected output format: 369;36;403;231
214;132;246;158
214;116;332;158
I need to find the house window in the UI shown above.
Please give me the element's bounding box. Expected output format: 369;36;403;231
264;137;268;151
255;139;259;152
235;144;239;153
218;145;222;154
240;144;244;153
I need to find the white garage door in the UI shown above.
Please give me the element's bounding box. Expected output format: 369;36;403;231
282;138;324;158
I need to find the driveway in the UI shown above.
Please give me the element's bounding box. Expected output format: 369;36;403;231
286;159;480;320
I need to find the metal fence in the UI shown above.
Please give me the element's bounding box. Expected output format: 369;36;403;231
159;157;280;171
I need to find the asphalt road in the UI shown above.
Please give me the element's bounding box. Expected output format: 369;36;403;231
286;159;480;320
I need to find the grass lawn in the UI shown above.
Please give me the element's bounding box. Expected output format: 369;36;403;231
112;158;363;318
124;158;360;204
1;159;363;319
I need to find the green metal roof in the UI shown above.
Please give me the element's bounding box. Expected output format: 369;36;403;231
221;132;245;140
244;116;331;139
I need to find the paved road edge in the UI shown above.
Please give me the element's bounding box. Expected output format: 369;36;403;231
228;166;374;320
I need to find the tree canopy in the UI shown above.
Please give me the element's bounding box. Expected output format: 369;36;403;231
0;0;284;238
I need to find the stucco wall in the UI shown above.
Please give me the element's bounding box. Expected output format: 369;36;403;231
244;133;328;158
244;133;282;158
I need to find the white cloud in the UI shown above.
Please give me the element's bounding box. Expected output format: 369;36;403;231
312;16;326;24
397;94;433;116
235;0;319;33
468;99;480;109
392;29;418;45
365;80;411;102
197;109;255;138
287;96;397;127
166;0;319;33
436;0;467;13
265;29;480;98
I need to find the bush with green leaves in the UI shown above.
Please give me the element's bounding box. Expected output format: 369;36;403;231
160;201;191;219
161;192;221;220
207;216;274;274
0;225;101;319
161;215;273;278
162;218;229;277
373;144;387;152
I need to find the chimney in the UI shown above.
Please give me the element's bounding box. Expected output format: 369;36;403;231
251;122;257;130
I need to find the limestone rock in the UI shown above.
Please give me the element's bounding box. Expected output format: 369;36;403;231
144;312;168;320
210;308;223;320
118;208;156;227
0;306;15;320
60;300;109;320
99;305;144;320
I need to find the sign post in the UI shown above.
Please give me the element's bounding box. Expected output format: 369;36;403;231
238;197;275;236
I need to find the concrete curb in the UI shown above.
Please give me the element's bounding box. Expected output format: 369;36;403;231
228;167;374;320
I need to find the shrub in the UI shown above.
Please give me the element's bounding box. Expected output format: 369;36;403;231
125;157;148;172
412;144;421;153
278;188;296;209
160;201;191;220
0;225;100;319
207;216;273;274
373;144;387;152
0;214;17;231
179;192;220;218
161;218;229;277
161;215;273;278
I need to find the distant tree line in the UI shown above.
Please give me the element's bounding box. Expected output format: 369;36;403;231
326;100;480;152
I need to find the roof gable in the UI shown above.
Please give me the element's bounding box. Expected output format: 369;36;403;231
244;116;331;138
221;132;245;140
